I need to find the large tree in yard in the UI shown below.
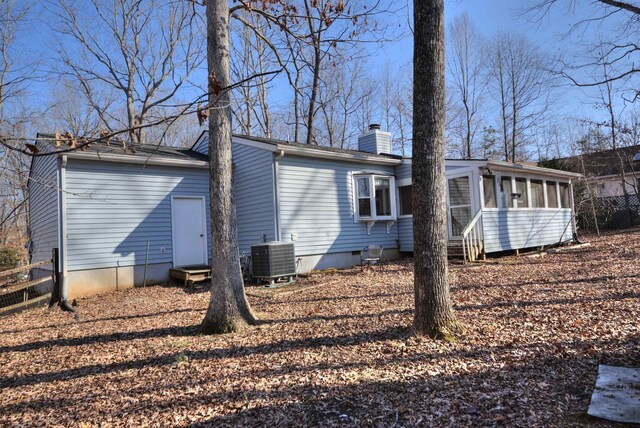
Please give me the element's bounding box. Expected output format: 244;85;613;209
201;0;257;334
412;0;460;338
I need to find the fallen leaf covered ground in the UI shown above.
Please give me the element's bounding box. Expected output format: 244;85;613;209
0;229;638;427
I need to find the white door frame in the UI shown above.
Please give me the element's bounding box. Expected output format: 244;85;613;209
170;195;208;267
446;171;474;240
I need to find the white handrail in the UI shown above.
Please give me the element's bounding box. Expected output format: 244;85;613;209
461;209;483;237
461;210;483;263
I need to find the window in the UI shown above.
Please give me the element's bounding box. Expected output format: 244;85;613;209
500;176;513;208
546;181;558;208
514;178;528;208
356;176;372;217
354;174;396;220
530;179;544;208
482;175;497;208
559;182;571;208
398;185;412;215
375;178;392;216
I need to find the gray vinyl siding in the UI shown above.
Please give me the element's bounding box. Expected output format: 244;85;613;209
64;160;210;271
277;155;399;256
232;142;277;253
28;155;59;265
395;160;477;183
481;209;574;253
358;131;392;154
192;133;207;155
397;217;413;252
395;161;412;181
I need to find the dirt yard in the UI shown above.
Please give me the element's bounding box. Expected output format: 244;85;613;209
1;230;638;427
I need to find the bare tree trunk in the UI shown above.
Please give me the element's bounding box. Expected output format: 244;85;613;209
201;0;257;334
413;0;459;339
306;40;321;145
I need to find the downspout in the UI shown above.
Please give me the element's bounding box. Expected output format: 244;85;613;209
273;150;284;241
57;156;77;317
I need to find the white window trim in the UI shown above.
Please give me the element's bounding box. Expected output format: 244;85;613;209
353;173;397;223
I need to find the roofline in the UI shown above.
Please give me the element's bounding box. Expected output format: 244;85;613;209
191;130;207;151
64;151;209;169
487;160;582;179
275;143;402;165
233;135;403;165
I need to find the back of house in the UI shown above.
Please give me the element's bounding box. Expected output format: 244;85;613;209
28;127;580;300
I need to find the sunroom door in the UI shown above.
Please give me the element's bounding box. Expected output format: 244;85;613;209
447;175;472;240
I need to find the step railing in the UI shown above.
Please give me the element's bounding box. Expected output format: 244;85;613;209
461;210;484;263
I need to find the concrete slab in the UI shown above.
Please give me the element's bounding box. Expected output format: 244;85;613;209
587;364;640;424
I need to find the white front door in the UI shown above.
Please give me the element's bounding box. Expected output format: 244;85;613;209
172;196;207;267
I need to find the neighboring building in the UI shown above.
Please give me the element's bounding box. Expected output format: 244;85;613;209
547;145;640;198
28;127;580;299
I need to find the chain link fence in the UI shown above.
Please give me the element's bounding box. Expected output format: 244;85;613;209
576;194;640;231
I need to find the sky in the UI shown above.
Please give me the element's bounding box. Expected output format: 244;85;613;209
9;0;637;148
371;0;621;121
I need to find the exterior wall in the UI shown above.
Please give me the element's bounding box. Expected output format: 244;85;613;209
297;249;400;273
397;217;413;252
395;160;412;182
232;142;277;253
277;155;399;267
192;133;208;155
28;154;59;265
395;159;472;182
394;160;483;252
481;209;573;253
357;130;392;154
67;262;171;299
64;159;210;296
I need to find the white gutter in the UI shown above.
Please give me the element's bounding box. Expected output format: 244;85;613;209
64;151;209;169
487;160;582;179
276;144;402;165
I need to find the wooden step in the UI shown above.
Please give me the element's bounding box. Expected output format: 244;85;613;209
447;240;484;261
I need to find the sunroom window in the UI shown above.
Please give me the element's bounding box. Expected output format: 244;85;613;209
559;182;571;208
354;174;396;220
530;179;544;208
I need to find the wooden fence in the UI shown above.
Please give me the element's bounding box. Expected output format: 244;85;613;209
0;249;59;316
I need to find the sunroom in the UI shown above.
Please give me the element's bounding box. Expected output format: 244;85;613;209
395;160;581;261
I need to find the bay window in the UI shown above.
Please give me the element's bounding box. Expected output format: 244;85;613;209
356;176;372;217
354;174;396;220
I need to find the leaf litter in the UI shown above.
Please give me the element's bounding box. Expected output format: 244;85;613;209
0;229;638;427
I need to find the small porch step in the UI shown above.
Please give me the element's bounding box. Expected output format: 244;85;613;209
170;265;211;288
447;240;484;261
